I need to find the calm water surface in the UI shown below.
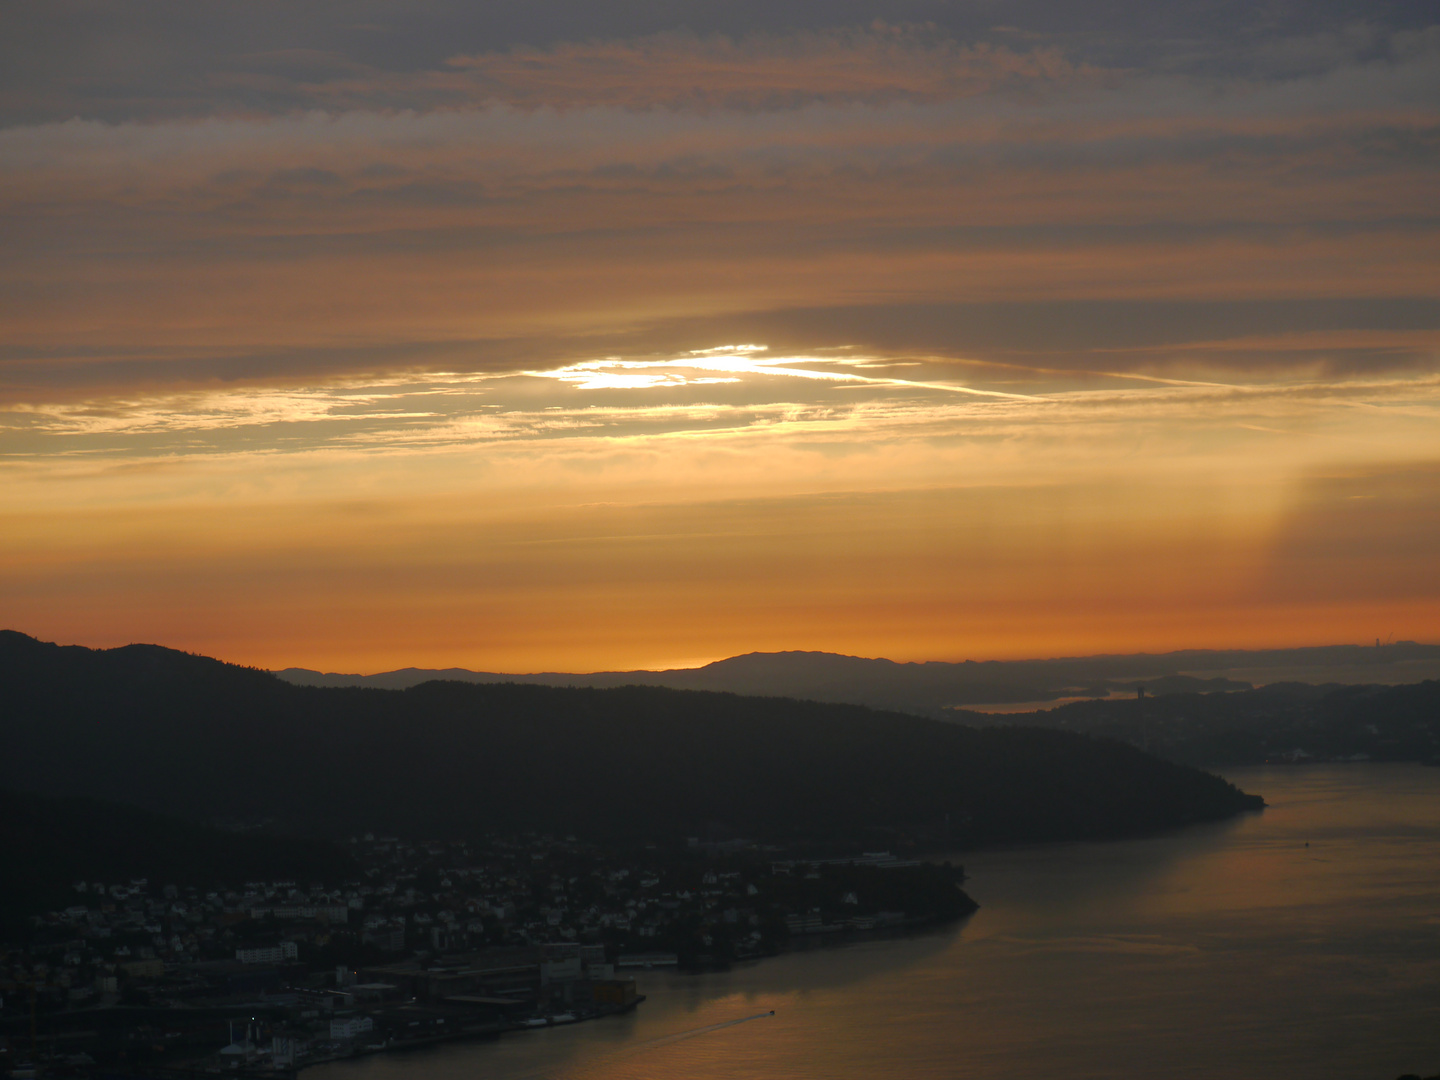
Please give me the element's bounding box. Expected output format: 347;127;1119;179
312;765;1440;1079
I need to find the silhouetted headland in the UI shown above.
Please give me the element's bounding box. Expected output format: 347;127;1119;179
1;630;1261;845
275;641;1440;713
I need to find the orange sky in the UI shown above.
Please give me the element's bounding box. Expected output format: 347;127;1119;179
1;11;1436;672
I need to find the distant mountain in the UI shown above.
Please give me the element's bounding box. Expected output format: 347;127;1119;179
969;680;1440;766
276;642;1440;715
2;631;1261;848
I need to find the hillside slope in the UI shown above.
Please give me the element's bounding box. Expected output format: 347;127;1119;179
1;631;1263;846
276;643;1440;713
0;788;355;934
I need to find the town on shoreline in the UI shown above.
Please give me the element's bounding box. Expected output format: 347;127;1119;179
0;831;974;1077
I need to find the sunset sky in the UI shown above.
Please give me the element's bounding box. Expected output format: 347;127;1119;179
2;1;1436;673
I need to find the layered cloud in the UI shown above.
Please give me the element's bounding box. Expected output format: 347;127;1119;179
1;3;1436;668
4;1;1437;122
2;23;1436;403
307;27;1094;112
5;359;1436;671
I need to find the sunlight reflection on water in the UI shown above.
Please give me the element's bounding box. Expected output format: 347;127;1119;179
310;765;1440;1080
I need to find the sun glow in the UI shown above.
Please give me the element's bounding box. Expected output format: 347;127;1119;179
523;345;1045;401
2;5;1437;673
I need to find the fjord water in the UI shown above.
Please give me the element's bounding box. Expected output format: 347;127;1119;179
313;765;1440;1080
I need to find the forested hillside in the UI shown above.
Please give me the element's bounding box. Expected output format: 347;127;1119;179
0;789;354;934
1;631;1263;847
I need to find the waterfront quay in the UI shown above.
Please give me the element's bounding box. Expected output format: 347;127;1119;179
1;832;965;1076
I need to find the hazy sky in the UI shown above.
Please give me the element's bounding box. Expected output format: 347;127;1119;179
2;1;1436;672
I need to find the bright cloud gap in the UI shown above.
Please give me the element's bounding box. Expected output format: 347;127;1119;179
2;346;1437;469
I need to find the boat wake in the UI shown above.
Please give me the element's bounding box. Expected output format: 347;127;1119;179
620;1010;776;1057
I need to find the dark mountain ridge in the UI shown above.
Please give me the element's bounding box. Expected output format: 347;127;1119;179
276;642;1440;714
970;679;1440;766
1;631;1261;847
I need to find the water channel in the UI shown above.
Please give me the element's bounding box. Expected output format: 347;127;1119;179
311;764;1440;1079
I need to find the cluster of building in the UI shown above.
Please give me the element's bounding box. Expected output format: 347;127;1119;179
1;832;955;1076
